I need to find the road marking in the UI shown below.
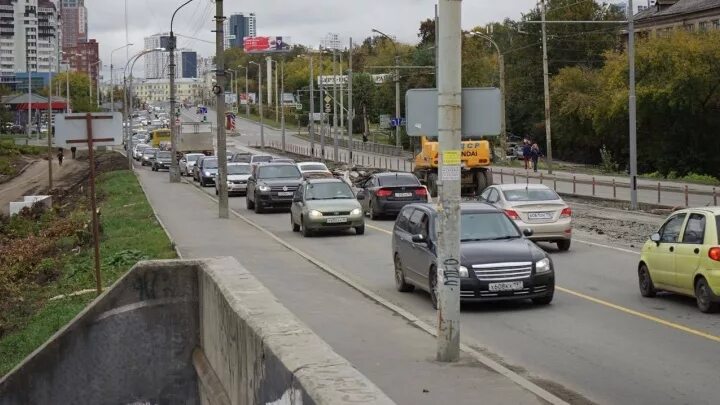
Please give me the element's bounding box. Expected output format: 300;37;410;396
556;286;720;343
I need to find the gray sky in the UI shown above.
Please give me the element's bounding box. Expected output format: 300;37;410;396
91;0;541;79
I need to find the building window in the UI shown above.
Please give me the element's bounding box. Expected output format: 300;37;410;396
699;21;710;31
683;23;695;32
713;20;720;30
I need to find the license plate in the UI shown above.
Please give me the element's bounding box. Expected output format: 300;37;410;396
278;192;294;196
395;192;413;198
528;212;552;219
488;281;524;292
326;217;348;223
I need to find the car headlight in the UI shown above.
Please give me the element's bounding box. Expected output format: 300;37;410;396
204;171;211;176
350;208;362;216
535;258;551;274
309;210;323;219
459;266;469;278
258;185;271;192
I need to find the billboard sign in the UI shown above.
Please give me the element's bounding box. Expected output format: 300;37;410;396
243;36;291;53
224;92;237;105
317;74;391;87
405;88;502;137
54;113;123;147
239;92;256;105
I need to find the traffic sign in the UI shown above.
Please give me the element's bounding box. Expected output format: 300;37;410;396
390;117;406;127
324;95;332;103
295;103;302;110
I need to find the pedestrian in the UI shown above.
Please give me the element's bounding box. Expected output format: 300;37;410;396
70;146;77;159
522;140;531;170
57;148;64;166
530;143;541;172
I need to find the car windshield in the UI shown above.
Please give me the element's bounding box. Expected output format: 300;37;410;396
301;164;328;172
233;154;251;162
257;165;301;179
203;159;218;169
158;152;171;158
144;149;157;155
136;145;149;150
252;155;273;163
378;174;420;187
460;213;521;242
187;155;201;162
503;188;560;201
228;165;251;175
306;182;354;200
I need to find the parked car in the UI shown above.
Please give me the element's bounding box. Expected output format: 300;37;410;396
180;153;205;176
151;150;173;171
133;143;150;160
479;184;572;251
392;202;555;308
140;148;159;166
215;163;252;196
195;156;218;187
290;178;365;237
296;162;332;178
231;152;252;163
246;163;303;213
638;207;720;313
356;172;427;219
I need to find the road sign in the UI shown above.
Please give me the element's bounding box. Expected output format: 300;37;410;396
324;95;332;103
295;103;302;110
54;112;123;147
390;117;406;127
405;88;502;137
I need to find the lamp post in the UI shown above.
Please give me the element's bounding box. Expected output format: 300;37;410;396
468;31;507;159
89;59;102;108
249;61;264;149
372;28;401;149
237;65;248;116
110;43;133;112
228;69;236;113
61;51;80;113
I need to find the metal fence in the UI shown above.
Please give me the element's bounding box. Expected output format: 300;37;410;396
306;131;406;156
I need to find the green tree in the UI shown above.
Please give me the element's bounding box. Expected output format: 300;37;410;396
50;72;97;113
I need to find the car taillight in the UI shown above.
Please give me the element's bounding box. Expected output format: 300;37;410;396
560;207;572;218
504;209;520;220
415;187;427;197
709;247;720;262
376;188;393;198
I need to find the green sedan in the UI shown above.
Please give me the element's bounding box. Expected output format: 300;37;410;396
290;178;365;237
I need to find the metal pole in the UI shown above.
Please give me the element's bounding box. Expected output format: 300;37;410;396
124;75;131;169
499;54;507;159
309;55;315;156
250;61;264;149
436;0;462;362
27;66;32;140
332;49;338;161
339;52;344;137
215;0;228;218
168;30;180;182
395;54;401;149
628;0;638;210
244;66;249;117
541;0;554;174
84;113;102;295
47;69;53;189
275;60;279;123
110;63;114;112
348;38;353;163
66;66;70;113
281;58;285;152
266;57;272;115
319;51;326;161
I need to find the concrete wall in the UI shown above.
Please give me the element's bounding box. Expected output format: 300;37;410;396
0;258;394;405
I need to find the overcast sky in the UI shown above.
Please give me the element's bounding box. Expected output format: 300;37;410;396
90;0;542;80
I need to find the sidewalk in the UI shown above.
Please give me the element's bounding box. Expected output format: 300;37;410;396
134;168;550;405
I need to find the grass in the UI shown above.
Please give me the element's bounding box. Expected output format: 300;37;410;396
241;110;300;130
0;168;176;376
0;139;48;176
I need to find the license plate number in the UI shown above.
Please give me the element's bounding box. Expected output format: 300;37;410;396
488;281;524;292
395;192;413;198
326;217;348;223
278;192;294;196
528;212;552;219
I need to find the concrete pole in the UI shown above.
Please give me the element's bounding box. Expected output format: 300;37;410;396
332;49;338;161
47;69;53;189
215;0;228;218
541;0;554;174
66;68;70;113
628;0;638;210
168;31;180;182
436;0;462;363
266;57;272;114
395;54;401;149
275;61;279;123
110;63;114;112
499;54;507;159
348;37;353;163
281;57;285;152
309;55;315;156
319;51;326;161
250;61;264;149
27;66;32;140
244;66;249;117
339;52;344;137
124;75;131;169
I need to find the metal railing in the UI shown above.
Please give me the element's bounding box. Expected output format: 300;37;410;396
307;131;406;156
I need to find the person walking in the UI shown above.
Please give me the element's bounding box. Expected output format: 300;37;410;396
70;146;77;159
57;148;64;166
522;140;531;170
530;143;541;173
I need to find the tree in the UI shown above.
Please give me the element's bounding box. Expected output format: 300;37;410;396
49;72;97;113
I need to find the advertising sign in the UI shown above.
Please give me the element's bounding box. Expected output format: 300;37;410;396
405;88;502;137
54;113;123;147
239;92;256;105
224;92;237;105
317;74;391;87
243;36;291;53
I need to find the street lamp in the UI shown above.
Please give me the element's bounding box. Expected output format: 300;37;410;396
248;61;264;149
467;31;507;159
237;65;248;117
110;43;133;112
372;28;401;149
61;51;81;113
227;68;236;112
89;59;102;108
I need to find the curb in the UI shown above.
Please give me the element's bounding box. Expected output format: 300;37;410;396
0;160;35;185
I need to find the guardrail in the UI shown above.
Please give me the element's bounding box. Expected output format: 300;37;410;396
307;131;406;157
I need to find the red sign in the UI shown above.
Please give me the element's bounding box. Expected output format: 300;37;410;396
243;36;290;53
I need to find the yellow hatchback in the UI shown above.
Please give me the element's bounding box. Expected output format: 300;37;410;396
638;207;720;313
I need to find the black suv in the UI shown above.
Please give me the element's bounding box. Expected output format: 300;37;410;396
151;151;173;171
246;163;303;213
391;202;555;309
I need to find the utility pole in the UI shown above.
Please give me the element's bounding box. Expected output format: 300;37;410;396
47;68;53;189
319;50;326;161
280;57;286;152
332;48;338;161
215;0;228;218
275;61;279;123
309;55;315;157
348;38;353;164
541;0;554;174
266;57;272;116
339;52;344;138
436;0;462;363
394;53;401;149
27;64;32;140
628;0;638;210
249;61;264;149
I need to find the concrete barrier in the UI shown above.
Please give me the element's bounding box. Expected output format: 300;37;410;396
9;195;52;216
0;258;394;405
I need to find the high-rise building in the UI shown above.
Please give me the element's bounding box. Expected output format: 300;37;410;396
228;12;256;48
0;0;60;90
143;33;200;79
60;0;87;49
64;38;98;85
181;51;197;78
322;32;342;51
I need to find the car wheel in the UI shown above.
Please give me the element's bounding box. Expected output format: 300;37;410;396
638;263;657;298
200;178;206;187
532;291;554;305
301;217;312;237
695;277;719;313
557;239;571;251
394;254;414;292
429;266;438;310
291;215;300;232
369;201;379;220
254;195;264;213
355;224;365;235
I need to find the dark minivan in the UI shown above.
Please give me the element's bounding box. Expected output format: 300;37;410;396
391;202;555;308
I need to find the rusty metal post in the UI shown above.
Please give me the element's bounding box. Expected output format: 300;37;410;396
573;176;576;194
613;179;616;199
657;182;661;204
714;188;717;206
85;113;103;295
592;177;596;196
500;169;504;183
539;172;543;184
684;185;689;207
513;170;516;184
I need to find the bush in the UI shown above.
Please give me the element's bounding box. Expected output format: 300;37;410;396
682;172;720;185
599;145;618;174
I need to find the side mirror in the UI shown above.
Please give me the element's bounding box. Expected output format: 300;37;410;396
411;234;427;244
650;233;661;244
356;193;366;201
523;228;534;237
